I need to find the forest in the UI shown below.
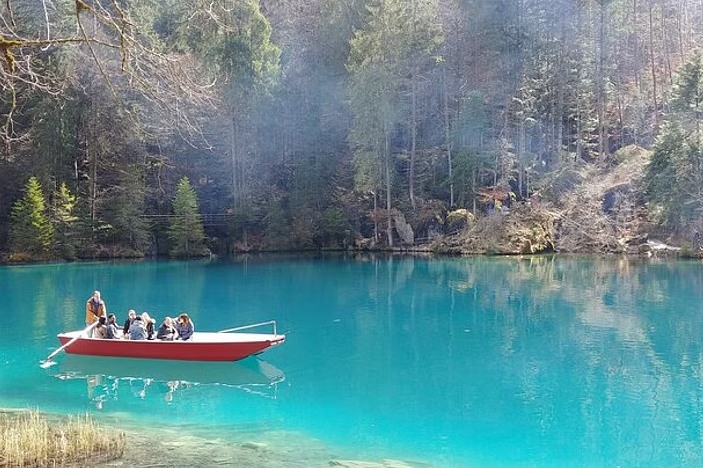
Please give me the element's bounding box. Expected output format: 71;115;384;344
1;0;702;260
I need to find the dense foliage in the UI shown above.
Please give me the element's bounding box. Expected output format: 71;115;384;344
0;0;701;259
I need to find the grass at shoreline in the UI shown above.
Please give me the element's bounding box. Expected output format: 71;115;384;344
0;410;125;467
0;409;432;467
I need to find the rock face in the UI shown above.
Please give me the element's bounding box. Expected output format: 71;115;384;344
392;210;415;245
446;209;474;233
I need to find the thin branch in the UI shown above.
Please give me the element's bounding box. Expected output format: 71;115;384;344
76;8;119;102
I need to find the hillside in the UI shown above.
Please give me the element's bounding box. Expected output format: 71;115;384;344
434;146;679;256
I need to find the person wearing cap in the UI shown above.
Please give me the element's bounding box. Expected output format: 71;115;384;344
128;315;148;340
85;290;107;326
105;314;120;339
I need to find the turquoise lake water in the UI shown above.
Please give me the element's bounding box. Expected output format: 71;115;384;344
1;255;703;466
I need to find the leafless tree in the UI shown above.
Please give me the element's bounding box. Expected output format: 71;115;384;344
0;0;222;145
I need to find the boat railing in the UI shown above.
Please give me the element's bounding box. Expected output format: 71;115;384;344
218;320;278;336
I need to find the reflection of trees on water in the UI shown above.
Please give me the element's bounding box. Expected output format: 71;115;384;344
335;255;703;462
447;256;703;463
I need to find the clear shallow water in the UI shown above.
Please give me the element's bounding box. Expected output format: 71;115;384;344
2;255;703;466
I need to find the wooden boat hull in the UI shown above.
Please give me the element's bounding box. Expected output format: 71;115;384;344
57;331;285;362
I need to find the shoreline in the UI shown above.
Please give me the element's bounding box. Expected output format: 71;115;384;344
2;407;437;468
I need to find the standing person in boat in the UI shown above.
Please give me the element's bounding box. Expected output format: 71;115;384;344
92;316;107;338
122;310;137;335
85;290;107;326
175;313;194;340
156;317;177;340
105;314;120;339
141;312;156;339
128;315;148;340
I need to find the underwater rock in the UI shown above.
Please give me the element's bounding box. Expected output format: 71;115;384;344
329;459;429;468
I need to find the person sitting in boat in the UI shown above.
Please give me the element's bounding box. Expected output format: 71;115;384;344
122;310;137;335
175;313;194;341
85;290;107;326
141;312;156;340
128;316;148;340
105;314;120;339
92;316;107;339
156;317;177;341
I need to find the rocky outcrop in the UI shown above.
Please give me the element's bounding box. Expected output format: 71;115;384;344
392;210;415;245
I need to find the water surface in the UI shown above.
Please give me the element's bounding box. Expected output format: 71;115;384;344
1;255;702;467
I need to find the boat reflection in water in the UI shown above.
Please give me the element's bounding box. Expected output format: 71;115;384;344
49;355;285;408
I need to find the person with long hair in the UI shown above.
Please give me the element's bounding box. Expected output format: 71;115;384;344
175;313;194;341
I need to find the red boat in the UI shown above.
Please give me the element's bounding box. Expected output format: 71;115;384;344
55;321;285;362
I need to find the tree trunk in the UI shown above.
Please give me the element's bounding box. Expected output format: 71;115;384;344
518;120;525;198
409;78;417;210
373;191;379;245
597;0;608;159
633;0;641;91
408;0;417;210
472;168;477;216
385;130;393;247
649;2;660;130
443;64;454;208
660;6;673;86
89;130;97;225
230;116;239;208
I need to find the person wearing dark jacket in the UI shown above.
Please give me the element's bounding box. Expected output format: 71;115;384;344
156;317;177;341
122;310;136;335
128;316;147;340
105;314;119;339
175;313;194;340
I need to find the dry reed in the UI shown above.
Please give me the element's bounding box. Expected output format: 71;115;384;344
0;410;125;467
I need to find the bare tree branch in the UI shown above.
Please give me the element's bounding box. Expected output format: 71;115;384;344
0;0;220;145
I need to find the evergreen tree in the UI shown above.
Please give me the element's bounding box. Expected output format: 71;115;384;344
50;182;79;259
103;167;152;255
644;124;691;225
347;0;407;246
10;177;54;259
168;177;207;258
670;51;703;133
645;53;703;229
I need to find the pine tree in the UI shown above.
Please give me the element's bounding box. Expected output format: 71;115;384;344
645;53;703;228
670;52;703;120
50;182;79;259
644;124;690;225
347;0;406;247
104;167;151;255
168;177;207;258
10;177;54;259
